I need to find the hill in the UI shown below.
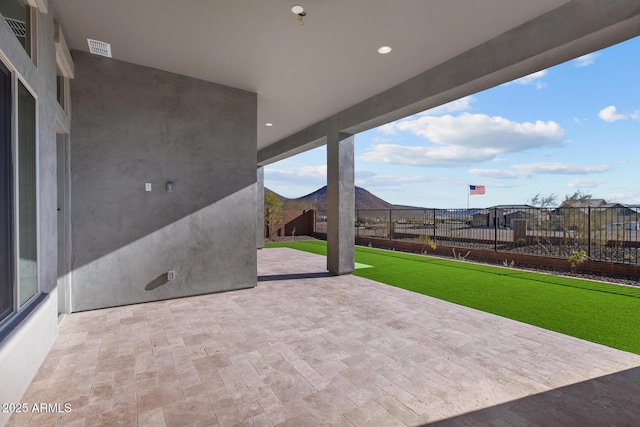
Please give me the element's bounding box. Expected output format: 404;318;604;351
266;186;398;210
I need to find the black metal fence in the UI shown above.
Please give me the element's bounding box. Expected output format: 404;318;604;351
314;206;640;265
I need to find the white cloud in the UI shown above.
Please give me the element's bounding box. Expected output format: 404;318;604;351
396;113;563;147
606;190;640;204
357;173;437;187
360;144;492;166
418;96;475;116
264;163;326;185
573;53;599;68
598;105;627;122
598;105;640;122
470;162;612;179
378;122;398;135
378;95;476;136
371;136;393;144
363;113;564;167
508;70;547;86
517;163;611;175
468;168;521;179
568;178;606;189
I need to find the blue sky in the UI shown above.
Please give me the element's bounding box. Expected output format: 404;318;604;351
265;36;640;208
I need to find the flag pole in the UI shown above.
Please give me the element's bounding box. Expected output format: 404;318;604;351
467;184;469;211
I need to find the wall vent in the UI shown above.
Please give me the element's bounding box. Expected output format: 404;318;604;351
87;39;112;58
5;18;27;38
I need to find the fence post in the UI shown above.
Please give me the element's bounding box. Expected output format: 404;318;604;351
494;207;498;251
587;206;592;258
431;209;435;240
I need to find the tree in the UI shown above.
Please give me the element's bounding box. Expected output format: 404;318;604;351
264;193;282;238
529;193;557;208
564;190;594;202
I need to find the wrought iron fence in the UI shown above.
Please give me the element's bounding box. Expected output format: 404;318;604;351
314;206;640;265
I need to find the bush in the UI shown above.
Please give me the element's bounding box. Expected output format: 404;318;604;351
568;250;588;270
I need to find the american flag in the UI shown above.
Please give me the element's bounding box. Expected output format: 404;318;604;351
469;185;485;195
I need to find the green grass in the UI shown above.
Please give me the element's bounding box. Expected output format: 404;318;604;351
266;240;640;354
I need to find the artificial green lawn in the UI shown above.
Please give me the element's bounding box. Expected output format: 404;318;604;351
265;240;640;354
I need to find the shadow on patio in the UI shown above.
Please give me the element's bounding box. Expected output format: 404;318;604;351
425;366;640;426
8;248;640;426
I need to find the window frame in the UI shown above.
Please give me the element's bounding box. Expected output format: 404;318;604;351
15;78;39;308
0;59;14;325
54;22;73;115
0;1;39;64
0;57;40;327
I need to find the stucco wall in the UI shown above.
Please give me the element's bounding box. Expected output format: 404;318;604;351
0;1;65;424
70;51;257;311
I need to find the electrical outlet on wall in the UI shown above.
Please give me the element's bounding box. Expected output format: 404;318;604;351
167;270;176;280
145;182;152;192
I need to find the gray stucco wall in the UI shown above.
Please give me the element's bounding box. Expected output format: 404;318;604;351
0;1;67;424
70;51;257;311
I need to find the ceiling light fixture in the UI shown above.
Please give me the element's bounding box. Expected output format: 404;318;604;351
265;123;274;127
291;4;306;25
377;46;392;55
291;5;305;15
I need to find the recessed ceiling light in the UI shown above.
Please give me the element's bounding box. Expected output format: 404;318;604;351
291;5;306;16
377;46;392;55
265;123;274;127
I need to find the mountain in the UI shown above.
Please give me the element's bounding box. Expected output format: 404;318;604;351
266;186;398;210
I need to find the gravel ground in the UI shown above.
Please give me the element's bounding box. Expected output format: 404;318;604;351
266;236;640;288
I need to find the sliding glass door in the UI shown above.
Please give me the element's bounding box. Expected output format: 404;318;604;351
0;63;38;323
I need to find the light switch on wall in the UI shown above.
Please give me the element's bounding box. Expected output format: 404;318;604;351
145;182;152;191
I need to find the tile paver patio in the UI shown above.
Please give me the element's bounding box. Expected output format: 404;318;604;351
8;248;640;426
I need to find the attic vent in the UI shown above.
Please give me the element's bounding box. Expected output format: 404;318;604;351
87;39;112;58
5;18;27;38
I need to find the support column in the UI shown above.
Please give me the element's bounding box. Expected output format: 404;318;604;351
256;167;264;249
327;132;355;275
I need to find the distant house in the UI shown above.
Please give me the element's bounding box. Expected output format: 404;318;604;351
553;200;640;231
472;210;490;227
557;199;607;210
477;205;539;229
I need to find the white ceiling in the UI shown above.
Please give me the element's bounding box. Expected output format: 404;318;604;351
52;0;569;150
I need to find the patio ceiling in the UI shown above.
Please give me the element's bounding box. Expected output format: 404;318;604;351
52;0;570;151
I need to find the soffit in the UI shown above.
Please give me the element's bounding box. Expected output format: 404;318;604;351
52;0;568;150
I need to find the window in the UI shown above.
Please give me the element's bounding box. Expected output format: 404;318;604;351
54;22;73;114
56;67;66;111
0;67;39;325
0;0;34;59
17;80;37;306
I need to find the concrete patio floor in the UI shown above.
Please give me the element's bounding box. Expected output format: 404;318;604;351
8;247;640;426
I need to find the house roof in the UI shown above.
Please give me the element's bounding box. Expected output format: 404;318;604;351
559;199;607;208
488;205;537;210
52;1;640;163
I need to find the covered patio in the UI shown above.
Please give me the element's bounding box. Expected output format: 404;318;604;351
9;248;640;426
